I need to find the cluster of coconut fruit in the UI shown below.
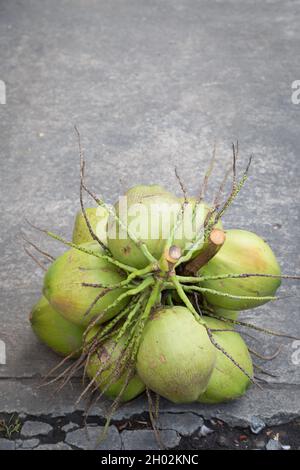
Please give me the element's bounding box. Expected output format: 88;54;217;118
28;176;286;412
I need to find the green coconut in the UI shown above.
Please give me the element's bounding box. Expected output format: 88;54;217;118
136;306;216;404
30;296;83;357
198;316;253;403
107;186;224;269
43;241;129;327
107;184;180;269
72;206;109;245
199;229;281;310
86;330;145;402
174;197;224;259
209;306;239;321
170;296;239;320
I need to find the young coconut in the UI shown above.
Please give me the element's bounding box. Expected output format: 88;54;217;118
173;197;224;260
209;305;239;321
30;296;83;357
107;184;181;269
136;306;216;404
198;316;253;403
86;329;145;402
107;186;224;270
72;206;109;246
43;241;129;327
198;229;281;310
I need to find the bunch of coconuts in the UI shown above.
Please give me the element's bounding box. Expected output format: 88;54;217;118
27;146;298;431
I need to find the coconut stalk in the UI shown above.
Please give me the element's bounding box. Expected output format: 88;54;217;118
182;228;226;275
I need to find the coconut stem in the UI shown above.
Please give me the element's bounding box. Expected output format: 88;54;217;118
178;272;300;283
80;285;156;405
204;324;260;388
249;345;282;361
82;264;156;290
146;388;165;449
98;367;136;446
74;125;110;254
130;280;163;352
252;363;278;378
166;292;174;306
40;348;83;386
174;167;188;203
114;294;148;343
197;142;217;203
171;275;258;386
23;246;48;271
84;276;155;337
21;232;55;261
77;296;145;403
81;182;158;267
182;284;277;303
27;221;136;273
207;313;300;340
75;126;158;266
84;300;136;347
215;154;252;225
215;141;238;208
182;228;226;275
176;154;252;269
170;274;199;318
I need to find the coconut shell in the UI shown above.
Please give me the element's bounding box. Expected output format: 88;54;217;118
174;198;223;259
107;184;180;269
209;306;239;321
43;241;129;327
136;306;216;404
198;316;253;403
30;296;83;357
86;333;145;402
72;207;109;245
199;229;281;310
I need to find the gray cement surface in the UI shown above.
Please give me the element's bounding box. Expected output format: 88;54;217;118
0;0;300;450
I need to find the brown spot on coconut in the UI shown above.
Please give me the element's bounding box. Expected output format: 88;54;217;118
122;245;131;256
159;354;167;363
85;329;145;402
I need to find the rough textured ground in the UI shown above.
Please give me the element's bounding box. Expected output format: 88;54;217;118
1;411;299;450
0;0;299;450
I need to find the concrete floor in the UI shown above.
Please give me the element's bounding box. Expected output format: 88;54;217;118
0;0;299;449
